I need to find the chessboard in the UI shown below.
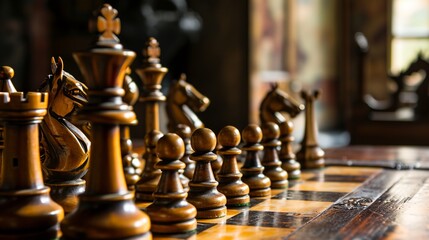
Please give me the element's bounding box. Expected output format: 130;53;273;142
135;163;429;239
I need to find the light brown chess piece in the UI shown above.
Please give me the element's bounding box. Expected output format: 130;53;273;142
241;124;271;197
121;68;142;189
135;130;163;202
60;4;151;239
296;90;325;169
38;57;90;213
174;124;195;179
187;128;227;219
166;74;210;132
261;122;288;189
146;133;197;234
0;66;17;168
217;125;250;207
135;37;167;137
0;92;64;239
279;121;301;179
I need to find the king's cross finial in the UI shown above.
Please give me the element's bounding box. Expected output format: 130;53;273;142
143;37;161;66
97;4;121;43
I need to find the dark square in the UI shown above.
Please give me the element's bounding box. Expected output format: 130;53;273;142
307;174;370;183
273;190;346;202
226;210;313;228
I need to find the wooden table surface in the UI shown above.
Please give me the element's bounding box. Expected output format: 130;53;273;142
134;144;429;239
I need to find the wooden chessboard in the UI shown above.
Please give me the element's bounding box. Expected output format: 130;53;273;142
136;154;429;240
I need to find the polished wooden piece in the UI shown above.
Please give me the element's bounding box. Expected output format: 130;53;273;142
166;74;210;132
296;90;325;169
135;37;167;137
0;66;17;168
261;122;288;189
121;69;142;189
60;4;151;240
0;92;64;239
240;124;271;197
278;121;301;179
38;57;90;213
174;124;193;189
146;133;197;234
187;128;227;219
217;125;250;207
135;130;163;202
259;83;304;124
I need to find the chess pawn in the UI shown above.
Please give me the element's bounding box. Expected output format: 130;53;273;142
187;128;227;219
296;90;325;169
0;66;17;167
135;130;163;202
278;121;301;179
241;124;271;197
146;133;197;234
217;125;250;207
0;92;64;239
174;124;195;179
61;4;151;239
261;122;289;189
121;68;142;189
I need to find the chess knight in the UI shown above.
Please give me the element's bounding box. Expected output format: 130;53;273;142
39;57;91;213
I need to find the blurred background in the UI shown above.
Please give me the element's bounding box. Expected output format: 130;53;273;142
1;0;428;146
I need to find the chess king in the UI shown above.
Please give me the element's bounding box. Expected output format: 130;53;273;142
60;4;151;240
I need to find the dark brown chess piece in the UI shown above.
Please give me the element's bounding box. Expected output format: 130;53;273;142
0;92;64;239
135;37;167;137
261;122;288;189
166;74;210;132
187;128;227;219
296;90;325;169
146;133;197;234
38;57;90;213
278;121;301;179
135;130;163;202
0;66;17;168
217;125;250;207
241;124;271;197
61;4;151;239
174;124;195;179
121;68;142;189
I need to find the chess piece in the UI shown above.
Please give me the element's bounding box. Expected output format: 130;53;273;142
38;57;90;213
278;121;301;179
166;74;210;132
217;125;250;207
0;92;64;239
187;128;227;219
61;4;151;239
259;83;304;124
146;133;197;234
135;130;163;202
121;68;142;189
241;124;271;197
174;124;195;179
135;37;167;137
261;122;288;189
296;90;325;169
0;66;17;167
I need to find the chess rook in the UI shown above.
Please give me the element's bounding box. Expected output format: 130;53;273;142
217;125;250;207
278;121;301;179
187;128;227;219
296;90;325;169
136;37;167;137
261;122;289;189
60;4;151;240
0;92;64;239
240;124;271;197
146;133;197;234
135;130;163;202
